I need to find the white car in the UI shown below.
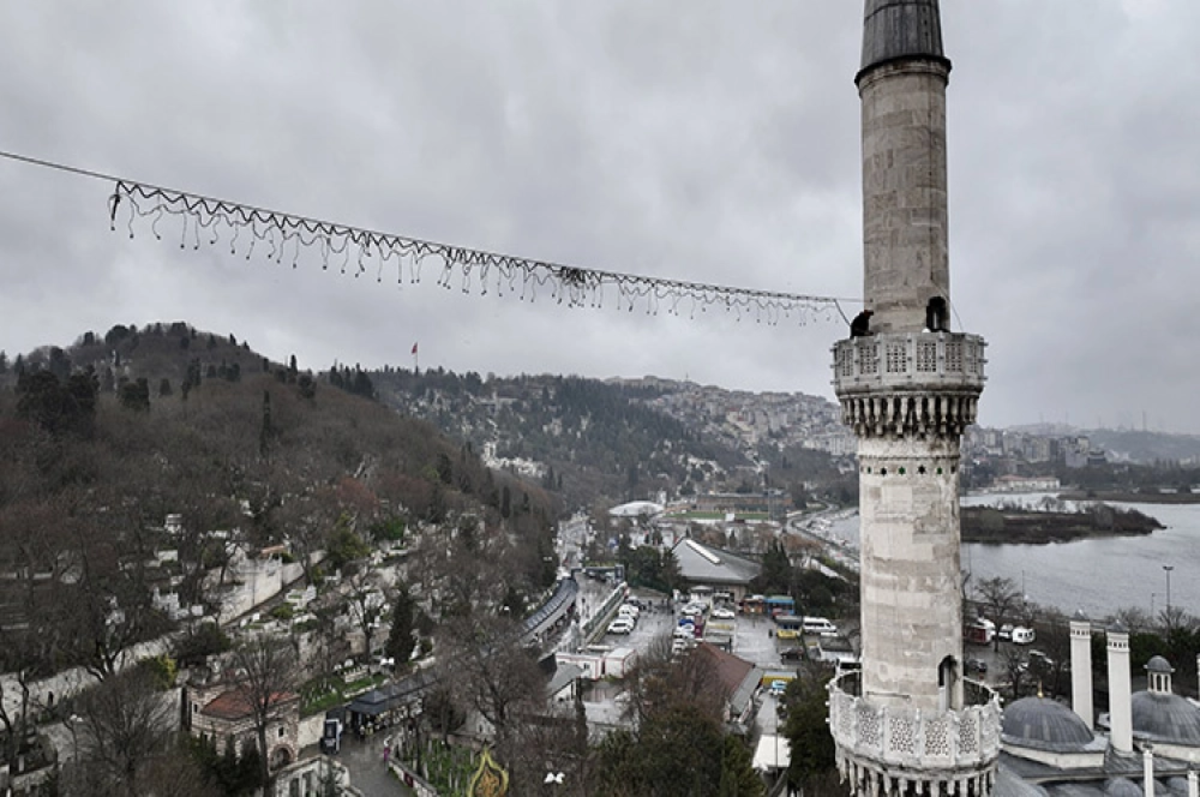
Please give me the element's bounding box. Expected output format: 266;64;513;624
711;607;736;620
618;605;640;620
607;617;635;635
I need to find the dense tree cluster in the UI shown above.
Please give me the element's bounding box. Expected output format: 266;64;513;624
370;368;750;507
0;325;561;783
590;644;764;797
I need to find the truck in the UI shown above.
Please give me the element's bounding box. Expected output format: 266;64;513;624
964;618;995;645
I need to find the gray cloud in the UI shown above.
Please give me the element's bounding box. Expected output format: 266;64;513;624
1;2;1198;432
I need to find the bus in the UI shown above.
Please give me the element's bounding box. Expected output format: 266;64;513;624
774;614;803;639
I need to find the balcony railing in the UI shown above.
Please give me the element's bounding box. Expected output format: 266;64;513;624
827;670;1001;773
832;332;986;396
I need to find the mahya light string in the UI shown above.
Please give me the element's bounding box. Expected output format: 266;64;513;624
1;148;853;325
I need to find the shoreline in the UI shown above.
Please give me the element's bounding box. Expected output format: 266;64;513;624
1056;490;1200;505
961;504;1164;545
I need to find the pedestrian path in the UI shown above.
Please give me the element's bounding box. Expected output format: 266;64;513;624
331;732;414;796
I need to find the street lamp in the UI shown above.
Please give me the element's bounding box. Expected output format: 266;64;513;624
68;714;79;764
1163;565;1175;613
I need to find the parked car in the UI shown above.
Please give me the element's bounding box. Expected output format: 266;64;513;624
607;617;635;635
673;625;696;640
998;624;1014;641
780;647;806;663
965;657;988;674
768;680;788;697
711;607;736;620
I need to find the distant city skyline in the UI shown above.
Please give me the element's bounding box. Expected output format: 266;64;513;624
2;3;1199;432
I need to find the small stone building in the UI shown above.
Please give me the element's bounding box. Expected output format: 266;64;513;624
188;674;301;771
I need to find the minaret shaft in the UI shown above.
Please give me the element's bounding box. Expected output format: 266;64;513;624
827;3;998;794
860;61;950;335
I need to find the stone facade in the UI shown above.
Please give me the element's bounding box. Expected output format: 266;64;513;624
830;2;1000;794
860;61;951;336
188;676;301;771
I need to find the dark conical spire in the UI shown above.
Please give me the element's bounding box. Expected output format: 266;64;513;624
859;0;949;80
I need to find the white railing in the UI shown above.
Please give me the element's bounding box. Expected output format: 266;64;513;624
832;332;986;394
827;671;1001;772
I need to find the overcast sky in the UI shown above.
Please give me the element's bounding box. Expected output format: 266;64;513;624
1;2;1198;433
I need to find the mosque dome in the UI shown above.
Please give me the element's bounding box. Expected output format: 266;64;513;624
1104;779;1142;797
1146;655;1173;674
1131;690;1200;744
1001;696;1093;752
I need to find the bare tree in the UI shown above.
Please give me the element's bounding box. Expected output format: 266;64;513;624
1035;607;1072;699
1000;647;1028;700
1115;606;1152;637
437;615;545;740
342;562;390;659
974;576;1023;652
69;668;178;796
230;636;300;797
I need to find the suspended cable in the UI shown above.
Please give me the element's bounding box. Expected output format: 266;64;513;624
1;148;859;326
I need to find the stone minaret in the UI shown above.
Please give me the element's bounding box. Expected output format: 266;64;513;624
827;2;999;795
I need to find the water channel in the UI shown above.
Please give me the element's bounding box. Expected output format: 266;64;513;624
824;493;1200;620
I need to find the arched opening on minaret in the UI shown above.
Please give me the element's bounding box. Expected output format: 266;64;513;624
938;654;958;712
926;296;948;332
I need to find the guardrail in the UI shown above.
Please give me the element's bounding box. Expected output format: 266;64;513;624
579;582;628;646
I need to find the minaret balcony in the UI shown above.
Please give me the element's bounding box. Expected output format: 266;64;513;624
829;670;1001;781
832;332;986;397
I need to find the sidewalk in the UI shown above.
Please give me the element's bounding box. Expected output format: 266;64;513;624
328;732;414;796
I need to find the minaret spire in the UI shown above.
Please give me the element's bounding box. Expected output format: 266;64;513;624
860;0;949;78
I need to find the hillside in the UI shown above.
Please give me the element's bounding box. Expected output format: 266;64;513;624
368;368;854;510
1;323;558;673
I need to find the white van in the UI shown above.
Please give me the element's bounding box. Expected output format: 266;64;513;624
802;617;839;637
1011;626;1036;645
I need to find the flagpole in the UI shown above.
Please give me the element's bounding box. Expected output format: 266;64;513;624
411;342;419;374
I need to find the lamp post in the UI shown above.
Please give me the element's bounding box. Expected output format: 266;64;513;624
68;714;79;765
1163;565;1174;614
1151;593;1156;618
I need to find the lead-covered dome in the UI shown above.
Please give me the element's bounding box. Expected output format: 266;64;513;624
1131;690;1200;744
1104;778;1142;797
1001;696;1094;752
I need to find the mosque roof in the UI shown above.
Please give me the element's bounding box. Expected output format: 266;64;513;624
1146;655;1173;674
1131;690;1200;744
1102;779;1141;797
859;0;949;79
1002;697;1094;753
670;538;761;586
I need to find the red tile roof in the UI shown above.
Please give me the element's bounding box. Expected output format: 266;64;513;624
694;642;755;697
200;688;298;721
